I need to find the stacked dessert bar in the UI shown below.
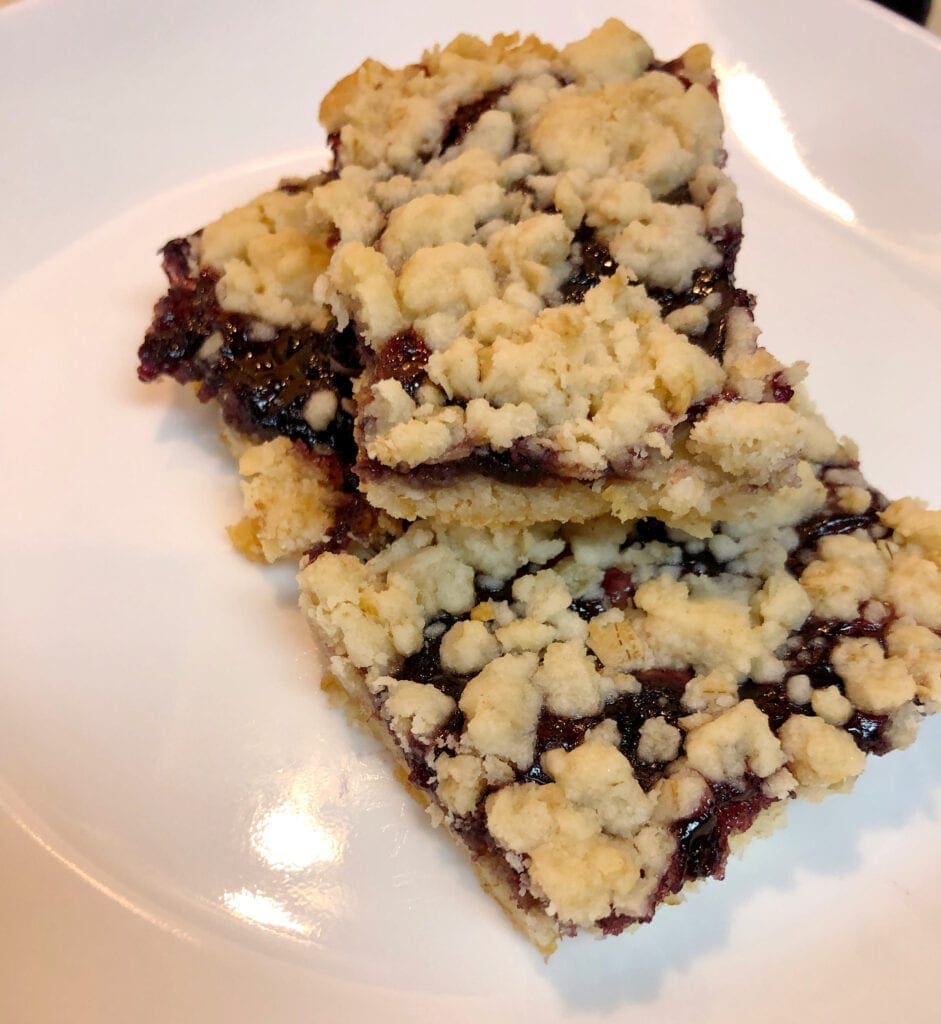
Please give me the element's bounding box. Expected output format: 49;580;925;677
138;19;941;953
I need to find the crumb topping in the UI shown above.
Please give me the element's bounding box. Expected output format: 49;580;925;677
298;474;941;933
200;186;332;330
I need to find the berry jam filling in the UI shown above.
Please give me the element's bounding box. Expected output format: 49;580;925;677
738;679;809;732
668;776;772;884
303;491;390;561
845;711;892;756
559;223;618;304
750;476;893;753
785;470;888;575
602;567;635;608
774;612;893;754
399;613;469;704
138;238;361;468
625;517;727;577
787;506;885;576
598;774;771;935
570;595;607;621
440;87;510;151
372;329;431;398
558;221;750;361
648;228;753;362
360;327;562;485
359;438;556;487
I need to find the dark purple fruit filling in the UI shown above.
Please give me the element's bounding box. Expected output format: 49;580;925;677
775;613;893;754
738;680;809;732
475;562;541;604
517;671;691;790
570;595;607;621
205;323;357;459
622;517;725;579
303;491;389;561
137;238;212;382
667;775;772;885
648;228;753;362
359;437;556;487
735;477;894;753
785;470;887;574
559;224;618;304
372;328;431;398
844;711;892;756
440;87;510;151
599;774;771;935
602;567;636;608
557;224;752;367
788;510;884;575
522;713;600;785
399;613;470;705
138;238;361;474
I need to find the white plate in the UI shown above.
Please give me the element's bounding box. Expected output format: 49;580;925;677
2;1;940;1021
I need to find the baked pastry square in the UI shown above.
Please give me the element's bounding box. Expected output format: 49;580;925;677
317;20;838;530
139;19;844;548
298;468;941;953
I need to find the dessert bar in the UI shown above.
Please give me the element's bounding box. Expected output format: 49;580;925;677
139;20;842;552
318;21;832;529
298;467;941;952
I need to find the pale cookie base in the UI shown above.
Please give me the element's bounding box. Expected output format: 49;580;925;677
364;459;818;536
603;460;817;538
227;437;340;563
217;421;341;563
363;475;608;528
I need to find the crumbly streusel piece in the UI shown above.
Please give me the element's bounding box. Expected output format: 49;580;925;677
297;468;941;952
313;19;842;526
137;180;388;561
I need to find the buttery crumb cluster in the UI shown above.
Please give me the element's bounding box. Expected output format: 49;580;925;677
299;470;941;931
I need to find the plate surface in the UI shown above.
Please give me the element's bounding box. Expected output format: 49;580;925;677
1;1;940;1021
